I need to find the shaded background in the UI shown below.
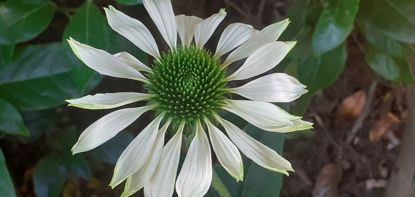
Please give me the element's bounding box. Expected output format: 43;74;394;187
0;0;414;196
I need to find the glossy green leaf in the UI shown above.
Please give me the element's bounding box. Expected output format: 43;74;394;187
33;154;67;197
0;149;16;197
62;0;109;93
0;98;29;136
360;22;414;57
0;43;99;111
365;47;414;83
116;0;143;5
0;0;54;44
295;44;347;114
312;0;359;55
88;132;134;164
359;0;415;43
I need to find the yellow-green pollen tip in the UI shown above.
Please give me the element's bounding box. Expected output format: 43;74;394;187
146;46;228;126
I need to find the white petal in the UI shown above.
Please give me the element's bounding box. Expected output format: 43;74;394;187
205;120;243;181
176;15;202;47
110;114;164;188
227;41;296;81
215;23;255;57
194;9;227;48
229;73;308;102
176;122;212;197
144;124;184;197
113;52;153;73
224;100;301;133
218;117;293;175
67;38;148;82
71;106;152;154
104;6;160;58
143;0;177;49
223;19;290;67
66;92;152;109
121;121;171;197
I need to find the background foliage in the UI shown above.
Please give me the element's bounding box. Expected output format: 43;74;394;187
0;0;414;196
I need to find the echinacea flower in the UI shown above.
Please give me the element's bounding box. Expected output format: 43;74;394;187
66;0;312;196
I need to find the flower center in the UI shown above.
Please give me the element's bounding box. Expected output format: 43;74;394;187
146;46;228;124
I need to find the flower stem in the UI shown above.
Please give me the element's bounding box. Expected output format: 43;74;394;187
212;170;231;197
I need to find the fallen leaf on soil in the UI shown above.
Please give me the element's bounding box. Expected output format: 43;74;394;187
365;179;387;190
313;163;342;197
369;113;400;142
338;90;366;120
19;167;34;195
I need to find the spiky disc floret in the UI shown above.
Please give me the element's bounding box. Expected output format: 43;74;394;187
146;46;228;125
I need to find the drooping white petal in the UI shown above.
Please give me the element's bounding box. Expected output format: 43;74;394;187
66;92;152;110
215;23;255;57
176;122;212;197
144;124;184;197
121;120;171;197
176;15;202;47
223;19;290;66
218;117;293;175
229;73;307;102
194;9;227;48
104;6;160;58
110;114;164;188
227;41;296;81
205;119;243;181
143;0;177;49
67;38;148;82
224;100;300;133
71;106;152;154
113;52;153;73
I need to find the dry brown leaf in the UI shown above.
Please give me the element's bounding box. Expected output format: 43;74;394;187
87;177;103;190
313;163;342;197
338;90;366;120
369;112;400;142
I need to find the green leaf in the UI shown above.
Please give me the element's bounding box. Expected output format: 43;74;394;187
0;149;16;197
0;98;29;136
62;0;109;93
116;0;143;5
295;44;347;114
33;154;67;197
0;45;15;62
360;22;415;57
54;128;91;179
0;43;99;111
312;0;359;55
358;0;415;43
88;132;134;164
0;0;54;44
365;47;414;83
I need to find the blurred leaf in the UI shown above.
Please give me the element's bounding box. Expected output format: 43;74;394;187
54;128;91;179
365;47;414;83
88;132;134;164
0;45;15;62
359;0;415;43
360;22;415;57
312;0;359;55
21;110;58;141
0;0;54;44
116;0;143;5
0;149;16;197
34;153;67;197
62;0;109;93
0;43;99;111
295;44;347;114
0;98;29;136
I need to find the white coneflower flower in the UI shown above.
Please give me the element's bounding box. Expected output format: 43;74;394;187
66;0;312;196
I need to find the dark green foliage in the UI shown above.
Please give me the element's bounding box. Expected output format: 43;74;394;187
147;46;228;125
